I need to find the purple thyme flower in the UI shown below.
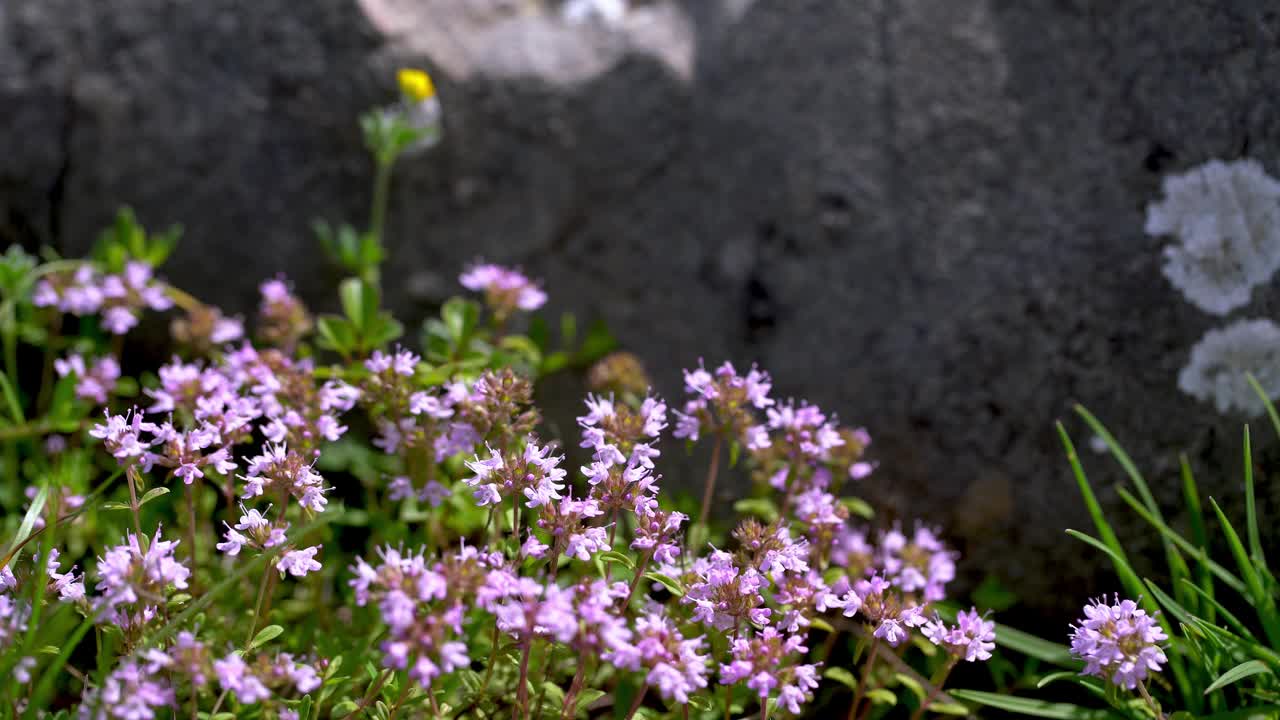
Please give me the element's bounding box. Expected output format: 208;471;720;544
459;262;547;312
922;607;996;662
1070;596;1168;689
93;526;190;632
277;546;323;578
80;658;175;719
54;353;120;405
719;626;820;715
604;609;708;704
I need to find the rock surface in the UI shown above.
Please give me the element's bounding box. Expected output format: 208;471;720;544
3;0;1280;618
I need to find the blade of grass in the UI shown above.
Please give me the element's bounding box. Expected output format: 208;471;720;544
1179;580;1257;643
1075;406;1193;607
1116;487;1245;595
25;613;95;714
1203;660;1272;695
1056;424;1146;602
1180;455;1214;623
4;482;47;566
947;690;1122;719
1246;373;1280;441
1241;426;1267;573
1209;497;1280;650
0;371;25;424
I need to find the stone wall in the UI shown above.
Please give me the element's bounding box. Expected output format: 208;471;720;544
4;0;1280;618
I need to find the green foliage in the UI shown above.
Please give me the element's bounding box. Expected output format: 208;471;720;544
957;389;1280;718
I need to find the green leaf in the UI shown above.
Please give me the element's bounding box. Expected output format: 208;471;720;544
597;551;635;570
840;496;874;520
949;690;1120;719
576;688;606;711
732;497;779;523
441;298;480;345
1035;672;1102;693
894;672;925;702
866;688;897;706
1204;660;1273;695
339;277;376;331
823;667;858;690
575;319;616;364
316;316;356;355
249;624;285;650
928;703;971;716
809;617;835;633
642;572;685;597
138;486;170;507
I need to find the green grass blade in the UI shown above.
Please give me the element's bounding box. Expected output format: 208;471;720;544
1195;705;1280;720
1179;580;1256;642
1209;497;1280;649
1116;487;1246;595
1075;406;1193;608
0;371;25;424
1180;455;1214;622
1056;424;1146;602
1242;426;1267;573
25;613;95;714
1203;660;1273;695
947;690;1122;719
1246;373;1280;441
3;482;47;567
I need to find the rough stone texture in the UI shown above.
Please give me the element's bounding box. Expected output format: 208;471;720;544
3;0;1280;619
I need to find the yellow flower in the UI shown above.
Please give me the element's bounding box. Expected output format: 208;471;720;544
397;68;436;102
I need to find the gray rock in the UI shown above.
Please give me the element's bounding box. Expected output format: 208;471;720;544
2;0;1279;618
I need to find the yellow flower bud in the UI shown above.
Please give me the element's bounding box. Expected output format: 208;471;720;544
397;68;436;102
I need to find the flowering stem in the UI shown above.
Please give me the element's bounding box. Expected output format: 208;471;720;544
561;654;589;720
244;566;274;646
480;623;501;697
696;433;724;530
185;480;199;566
386;672;415;720
623;552;652;607
1136;680;1165;720
849;638;880;720
517;637;534;720
625;683;649;720
366;156;395;286
125;466;144;537
909;657;957;720
725;622;742;720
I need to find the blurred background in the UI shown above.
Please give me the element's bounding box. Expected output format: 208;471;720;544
3;0;1280;627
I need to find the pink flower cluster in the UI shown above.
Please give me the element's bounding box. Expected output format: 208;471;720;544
34;261;172;334
1071;596;1168;689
